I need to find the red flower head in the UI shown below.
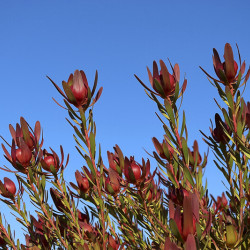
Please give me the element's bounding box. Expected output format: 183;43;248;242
75;170;90;194
105;168;121;196
124;157;150;185
211;113;231;143
188;140;205;169
147;60;178;99
0;177;16;199
107;145;124;176
201;43;250;87
2;117;42;172
48;69;103;109
40;148;65;173
213;44;239;84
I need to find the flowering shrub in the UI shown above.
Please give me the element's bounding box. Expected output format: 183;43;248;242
0;43;249;249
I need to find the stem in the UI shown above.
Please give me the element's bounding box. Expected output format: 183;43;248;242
143;200;168;242
56;179;85;244
0;223;17;250
79;106;107;249
27;173;69;249
238;169;244;238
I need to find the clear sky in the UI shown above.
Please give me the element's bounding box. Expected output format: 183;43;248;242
1;0;250;243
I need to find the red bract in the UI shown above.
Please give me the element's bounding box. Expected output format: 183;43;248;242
169;192;199;242
9;117;41;151
41;149;60;172
107;234;119;250
50;188;66;212
210;113;231;143
212;192;228;214
78;210;89;226
124;157;150;185
105;175;120;196
167;186;189;206
48;69;103;109
147;60;178;99
75;170;90;194
107;145;124;176
188;140;205;169
0;177;16;199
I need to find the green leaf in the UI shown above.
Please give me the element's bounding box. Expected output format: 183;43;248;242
64;99;80;119
225;86;234;111
73;126;86;145
180;111;186;137
213;80;227;101
153;79;165;97
84;155;96;178
164;98;176;127
183;164;195;187
163;125;177;146
181;137;189;165
169;218;184;243
79;108;86;129
174;80;180;102
89;132;96;159
222;108;233;131
62;81;77;104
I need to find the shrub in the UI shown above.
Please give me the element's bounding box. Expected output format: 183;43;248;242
0;43;249;249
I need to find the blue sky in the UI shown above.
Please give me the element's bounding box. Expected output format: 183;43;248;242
1;0;250;243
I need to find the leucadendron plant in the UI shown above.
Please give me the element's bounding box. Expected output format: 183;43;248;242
0;43;249;249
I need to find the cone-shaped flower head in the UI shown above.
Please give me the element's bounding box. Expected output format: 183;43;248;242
0;177;16;198
147;60;178;98
124;157;150;185
49;69;103;109
75;170;90;194
2;117;42;172
107;145;124;176
213;43;239;84
65;70;89;107
41;149;60;173
105;168;121;196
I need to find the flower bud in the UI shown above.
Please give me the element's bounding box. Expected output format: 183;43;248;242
0;177;16;198
75;170;90;193
41;150;60;172
124;157;142;184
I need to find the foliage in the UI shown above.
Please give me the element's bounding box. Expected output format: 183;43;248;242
0;43;249;249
